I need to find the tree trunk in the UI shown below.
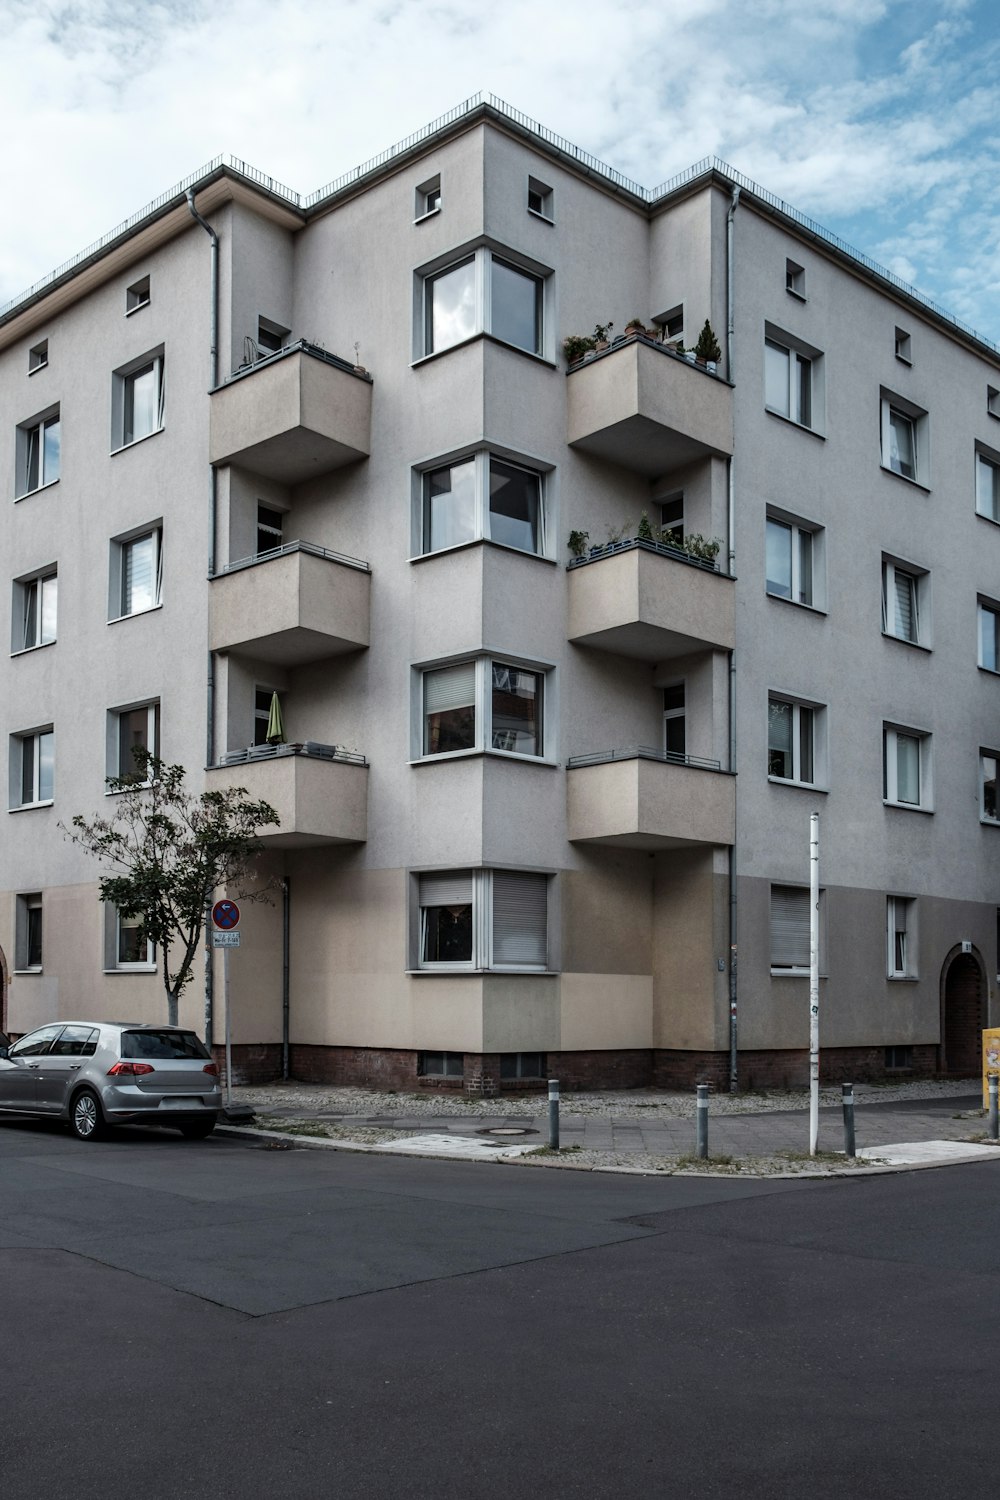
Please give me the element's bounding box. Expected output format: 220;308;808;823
166;991;179;1027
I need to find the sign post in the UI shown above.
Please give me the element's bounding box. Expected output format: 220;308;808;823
212;900;241;1109
809;813;820;1157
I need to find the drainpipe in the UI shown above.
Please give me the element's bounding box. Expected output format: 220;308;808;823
726;184;740;1092
282;877;291;1079
187;189;220;1044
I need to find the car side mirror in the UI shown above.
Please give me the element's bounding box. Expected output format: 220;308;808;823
0;1046;9;1060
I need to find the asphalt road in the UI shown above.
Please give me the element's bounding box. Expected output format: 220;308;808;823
0;1117;996;1499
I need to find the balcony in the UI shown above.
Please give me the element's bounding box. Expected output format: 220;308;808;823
206;742;367;848
566;747;735;849
566;335;733;476
209;342;372;483
210;542;370;666
567;539;735;661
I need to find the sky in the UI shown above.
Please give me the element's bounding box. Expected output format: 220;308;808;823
3;0;999;337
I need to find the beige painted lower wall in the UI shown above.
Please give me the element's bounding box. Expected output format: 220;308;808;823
559;973;653;1049
652;852;729;1050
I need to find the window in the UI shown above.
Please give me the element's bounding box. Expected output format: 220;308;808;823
11;729;54;808
420;452;544;557
28;340;48;373
766;515;819;607
764;336;813;427
12;569;57;652
50;1025;99;1058
126;276;150;314
895;327;911;362
769;885;822;974
980;752;999;823
421;249;544;357
113;352;164;450
111;526;162;619
767;696;819;786
887;896;917;978
785;259;805;298
110;702;160;784
976;453;1000;522
883;725;931;810
990;386;1000;420
527;177;553;220
979;601;1000;672
885;1045;912;1070
15;894;43;971
660;305;684;341
15;410;60;496
418;1051;462;1077
663;684;685;759
500;1053;545;1079
415;176;441;218
421;659;543;758
882;558;928;646
257;505;284;555
116;910;155;968
659;496;683;545
254;688;279;747
417;869;548;971
257;317;289;354
880;393;927;483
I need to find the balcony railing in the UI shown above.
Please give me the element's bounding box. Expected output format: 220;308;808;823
568;536;720;574
566;746;721;772
208;740;368;847
216;538;369;577
218;741;365;767
222;339;362;385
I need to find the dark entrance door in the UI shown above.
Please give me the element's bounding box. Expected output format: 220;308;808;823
942;952;983;1075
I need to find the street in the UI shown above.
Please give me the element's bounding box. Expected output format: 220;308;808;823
0;1118;996;1499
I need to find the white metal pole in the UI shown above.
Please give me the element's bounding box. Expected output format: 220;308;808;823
809;812;820;1156
224;944;233;1111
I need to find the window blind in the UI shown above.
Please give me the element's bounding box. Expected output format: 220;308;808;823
770;886;810;968
424;662;476;715
419;871;473;907
894;571;915;639
492;871;547;966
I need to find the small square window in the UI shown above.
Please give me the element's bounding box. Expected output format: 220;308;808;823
976;452;1000;522
28;340;48;373
15;409;60;497
887;896;917;978
10;728;54;808
785;259;805;298
895;327;911;362
882;558;929;647
527;177;553;221
109;701;160;785
883;725;931;810
415;176;441;219
500;1053;546;1080
126;276;150;314
15;893;43;971
12;568;57;652
885;1045;912;1070
257;317;289;355
417;1051;463;1078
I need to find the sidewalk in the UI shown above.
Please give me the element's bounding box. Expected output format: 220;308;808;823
223;1079;999;1177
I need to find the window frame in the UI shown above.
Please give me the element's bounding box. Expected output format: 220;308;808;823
414;175;442;220
767;694;824;789
418;655;548;762
978;598;1000;673
15;408;60;498
11;567;57;654
112;350;164;453
415;868;549;973
107;906;156;971
418;247;547;361
880;391;928;486
527;177;554;222
108;700;160;787
887;896;917;979
416;449;549;559
15;893;43;972
894;327;911;363
976;450;1000;524
110;524;163;621
28;340;48;374
882;556;930;648
769;884;824;977
10;727;54;810
765;511;823;610
980;750;999;825
883;723;932;811
763;328;821;432
125;276;150;315
257;316;289;355
785;259;805;299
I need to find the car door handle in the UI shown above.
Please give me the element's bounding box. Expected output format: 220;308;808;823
26;1063;40;1070
68;1064;81;1071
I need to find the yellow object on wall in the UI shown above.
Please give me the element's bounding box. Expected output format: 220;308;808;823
982;1028;1000;1108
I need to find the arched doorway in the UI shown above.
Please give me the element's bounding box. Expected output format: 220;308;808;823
940;948;985;1076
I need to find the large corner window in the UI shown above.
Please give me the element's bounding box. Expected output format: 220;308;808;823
112;351;164;451
421;658;544;758
418;869;548;971
10;728;54;809
110;525;162;620
883;724;931;810
12;568;57;652
15;409;60;497
109;701;160;785
880;392;927;484
420;452;544;557
421;249;545;358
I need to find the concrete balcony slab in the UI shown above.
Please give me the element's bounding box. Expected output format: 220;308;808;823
210;544;370;666
567;541;734;661
206;744;367;848
567;751;735;849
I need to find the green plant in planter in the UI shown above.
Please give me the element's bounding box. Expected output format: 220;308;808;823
563;334;596;364
567;529;590;559
693;320;722;363
637;511;654;541
625;316;646;333
593;321;614;345
682;532;723;563
605;520;632;545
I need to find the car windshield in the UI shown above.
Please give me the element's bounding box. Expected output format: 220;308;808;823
121;1030;211;1061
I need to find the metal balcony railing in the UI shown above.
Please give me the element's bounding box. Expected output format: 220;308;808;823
220;338;371;388
566;746;723;772
218;741;366;767
567;536;722;575
214;539;370;578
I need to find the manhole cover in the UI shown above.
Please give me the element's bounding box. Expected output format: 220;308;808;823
477;1126;538;1138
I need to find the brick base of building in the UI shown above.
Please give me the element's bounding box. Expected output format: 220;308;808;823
212;1043;284;1086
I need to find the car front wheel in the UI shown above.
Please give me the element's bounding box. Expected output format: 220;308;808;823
70;1089;105;1142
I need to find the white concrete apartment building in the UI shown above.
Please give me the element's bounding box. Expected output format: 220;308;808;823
1;96;998;1091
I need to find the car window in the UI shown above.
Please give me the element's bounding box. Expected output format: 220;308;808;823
121;1029;210;1060
9;1024;65;1058
49;1025;100;1058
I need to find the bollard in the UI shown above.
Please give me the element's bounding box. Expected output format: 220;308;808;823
696;1083;709;1159
990;1076;998;1142
548;1078;560;1151
842;1082;856;1159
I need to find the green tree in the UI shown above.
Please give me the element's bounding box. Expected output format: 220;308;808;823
64;752;279;1026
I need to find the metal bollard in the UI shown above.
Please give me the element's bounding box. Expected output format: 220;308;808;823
990;1076;998;1142
696;1083;709;1159
842;1082;856;1159
548;1078;560;1151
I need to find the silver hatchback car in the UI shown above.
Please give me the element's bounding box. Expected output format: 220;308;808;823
0;1022;222;1141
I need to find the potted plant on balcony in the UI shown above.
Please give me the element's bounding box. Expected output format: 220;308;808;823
568;529;590;559
693;320;722;372
593;322;614;351
624;317;646;338
563;334;596;366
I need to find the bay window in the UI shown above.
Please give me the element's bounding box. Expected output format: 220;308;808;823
420;452;544;557
417;868;548;971
421;249;545;358
421;658;543;758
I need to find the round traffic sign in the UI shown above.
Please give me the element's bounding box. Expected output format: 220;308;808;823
212;899;241;930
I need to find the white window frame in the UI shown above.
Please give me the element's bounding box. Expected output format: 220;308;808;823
978;599;1000;673
108;907;156;971
108;701;160;787
894;327;911;363
416;868;549;973
15;893;43;972
764;329;820;431
980;750;999;825
765;511;823;609
415;175;441;220
883;724;932;811
417;655;549;762
112;350;164;452
880;392;927;485
418;248;547;360
11;568;57;653
769;884;824;976
976;451;1000;523
785;259;805;299
126;276;150;314
887;896;917;979
10;727;54;809
882;557;929;647
767;694;824;788
110;525;163;621
28;340;48;373
527;177;554;222
989;386;1000;420
15;409;60;498
415;450;549;559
